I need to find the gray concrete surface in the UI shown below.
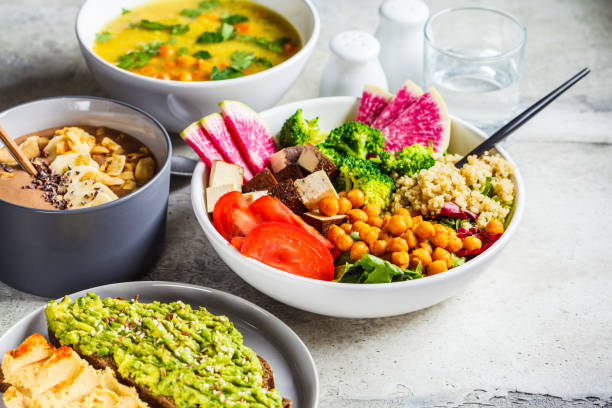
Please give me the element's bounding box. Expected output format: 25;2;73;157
1;0;611;407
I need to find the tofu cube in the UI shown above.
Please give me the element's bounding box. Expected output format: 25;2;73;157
209;161;244;188
293;170;338;211
270;145;305;173
206;184;240;212
242;168;277;193
302;212;347;236
297;143;338;180
243;190;269;204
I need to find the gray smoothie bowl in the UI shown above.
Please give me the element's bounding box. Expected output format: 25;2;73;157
0;96;171;297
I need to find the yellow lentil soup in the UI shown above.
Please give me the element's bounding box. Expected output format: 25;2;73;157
93;0;301;81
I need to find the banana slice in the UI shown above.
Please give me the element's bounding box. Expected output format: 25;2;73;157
50;153;99;175
63;166;118;209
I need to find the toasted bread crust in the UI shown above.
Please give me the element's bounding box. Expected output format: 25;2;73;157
48;329;290;408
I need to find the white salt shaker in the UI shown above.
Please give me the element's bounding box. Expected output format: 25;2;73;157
375;0;429;91
319;30;388;97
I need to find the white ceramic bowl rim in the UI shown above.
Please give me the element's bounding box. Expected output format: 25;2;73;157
75;0;320;88
191;96;525;291
0;95;172;214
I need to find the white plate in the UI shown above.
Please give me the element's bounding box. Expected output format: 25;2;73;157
0;281;319;407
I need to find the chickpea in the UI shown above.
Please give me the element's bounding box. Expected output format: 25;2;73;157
177;55;196;67
463;236;482;251
432;247;452;268
197;58;212;72
430;232;449;249
419;241;433;254
338;191;347;198
410;248;432;267
379;231;391;242
363;204;381;217
370;240;387;256
411;215;423;229
179;72;193;81
415;221;435;241
335;234;354;252
394;208;409;217
338;197;352;214
446;235;463;253
427;260;448;275
340;223;352;234
387;237;408;253
388;215;408;236
350;241;369;261
347;189;365;208
403;214;413;229
486;219;505;234
352;220;369;236
154;72;170;80
319;196;340;217
402;230;418;248
381;214;391;229
367;216;383;228
360;227;380;245
348;208;368;223
391;251;410;268
433;224;447;234
158;44;174;57
327;224;344;244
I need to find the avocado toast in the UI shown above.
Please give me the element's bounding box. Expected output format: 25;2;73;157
44;293;290;408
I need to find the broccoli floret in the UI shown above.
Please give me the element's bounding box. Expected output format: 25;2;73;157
278;108;327;148
335;155;395;209
324;122;385;160
316;143;344;165
374;143;435;177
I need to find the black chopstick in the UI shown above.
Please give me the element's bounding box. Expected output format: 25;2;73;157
455;67;591;168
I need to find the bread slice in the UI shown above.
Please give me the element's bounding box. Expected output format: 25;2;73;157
47;330;290;408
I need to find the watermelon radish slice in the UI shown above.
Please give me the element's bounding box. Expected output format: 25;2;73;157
371;80;423;130
356;85;393;125
381;87;450;153
220;100;276;174
180;121;224;168
200;113;253;180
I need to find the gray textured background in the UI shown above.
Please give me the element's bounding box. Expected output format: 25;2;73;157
1;0;611;407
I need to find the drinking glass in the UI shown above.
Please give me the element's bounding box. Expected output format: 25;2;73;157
424;7;526;131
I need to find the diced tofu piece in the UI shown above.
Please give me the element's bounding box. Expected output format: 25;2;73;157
273;163;304;182
209;161;244;187
302;212;347;236
206;184;240;212
243;168;278;193
297;143;338;180
269;181;306;215
293;170;338;211
243;190;269;204
270;145;306;173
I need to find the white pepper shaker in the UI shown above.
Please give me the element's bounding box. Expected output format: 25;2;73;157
319;30;388;97
375;0;429;91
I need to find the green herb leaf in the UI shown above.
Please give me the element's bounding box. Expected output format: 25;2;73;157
96;31;112;43
219;23;235;40
220;13;249;24
210;65;244;80
451;253;466;267
167;37;178;44
238;35;291;53
180;8;202;18
198;0;220;10
178;46;189;56
481;176;494;197
229;51;255;70
438;216;465;231
197;22;234;43
335;254;423;283
121;8;130;14
255;57;273;67
116;40;164;70
192;50;212;59
170;24;189;35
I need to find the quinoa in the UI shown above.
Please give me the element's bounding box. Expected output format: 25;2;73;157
391;152;515;228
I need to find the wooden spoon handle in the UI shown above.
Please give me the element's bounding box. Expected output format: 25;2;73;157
0;124;38;177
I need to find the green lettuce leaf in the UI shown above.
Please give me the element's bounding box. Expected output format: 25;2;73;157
335;254;423;284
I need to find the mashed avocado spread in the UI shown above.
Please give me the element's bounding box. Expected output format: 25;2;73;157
45;293;283;408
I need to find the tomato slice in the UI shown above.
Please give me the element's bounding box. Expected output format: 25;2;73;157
213;191;262;241
241;221;334;281
249;196;333;249
230;236;245;251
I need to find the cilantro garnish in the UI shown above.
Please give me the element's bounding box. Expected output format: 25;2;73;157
210;66;244;80
96;31;112;43
193;50;212;59
220;13;249;24
178;46;189;56
199;0;220;9
180;8;203;18
197;22;235;43
209;51;274;81
121;8;130;15
117;41;164;69
129;19;189;35
230;51;255;69
238;35;291;53
255;57;273;67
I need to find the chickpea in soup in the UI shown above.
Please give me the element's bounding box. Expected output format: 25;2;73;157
93;0;301;82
